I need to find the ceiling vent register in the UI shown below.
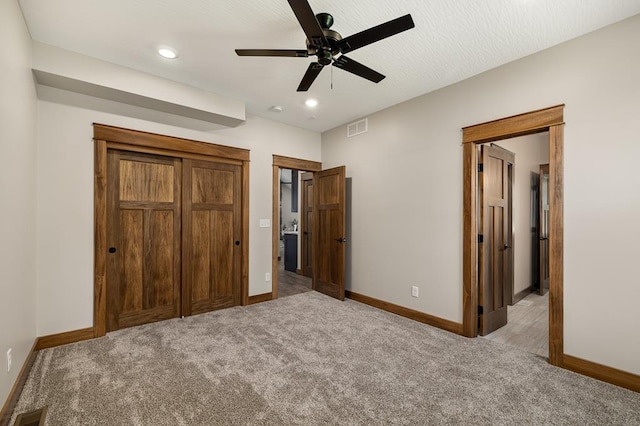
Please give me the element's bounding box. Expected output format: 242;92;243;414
347;118;368;138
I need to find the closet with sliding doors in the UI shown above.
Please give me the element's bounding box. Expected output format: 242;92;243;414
93;124;249;334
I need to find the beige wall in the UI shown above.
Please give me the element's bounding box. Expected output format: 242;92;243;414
495;134;549;297
322;15;640;375
0;0;38;405
35;89;320;336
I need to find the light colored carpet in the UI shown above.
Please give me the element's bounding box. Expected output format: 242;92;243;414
12;292;640;425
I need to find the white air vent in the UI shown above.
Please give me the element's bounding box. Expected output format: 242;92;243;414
347;118;368;138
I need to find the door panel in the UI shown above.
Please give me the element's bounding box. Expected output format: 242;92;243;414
147;210;175;308
301;173;313;278
183;159;241;316
313;166;346;300
120;210;143;313
107;151;182;331
479;145;512;336
191;210;211;303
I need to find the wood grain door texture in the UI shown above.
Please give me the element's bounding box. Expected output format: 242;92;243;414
106;150;182;331
182;159;242;316
301;172;314;278
313;166;346;301
478;145;514;336
106;151;242;331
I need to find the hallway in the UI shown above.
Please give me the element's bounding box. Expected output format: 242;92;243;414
277;261;313;298
482;291;549;358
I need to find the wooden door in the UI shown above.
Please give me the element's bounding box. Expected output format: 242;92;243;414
539;164;550;295
478;145;512;335
301;172;314;278
530;172;541;292
505;160;514;305
313;166;346;300
182;159;242;316
106;150;182;331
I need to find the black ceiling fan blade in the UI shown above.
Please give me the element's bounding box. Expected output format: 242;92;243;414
287;0;328;47
297;62;324;91
333;55;385;83
235;49;308;57
337;14;415;54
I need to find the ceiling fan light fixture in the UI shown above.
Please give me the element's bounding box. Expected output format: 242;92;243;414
305;99;318;108
158;47;178;59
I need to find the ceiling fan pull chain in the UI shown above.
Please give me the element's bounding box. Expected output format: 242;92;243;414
331;63;333;90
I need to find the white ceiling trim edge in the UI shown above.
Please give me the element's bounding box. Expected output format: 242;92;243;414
31;42;246;128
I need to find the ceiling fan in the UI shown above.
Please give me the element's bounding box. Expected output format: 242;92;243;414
235;0;415;92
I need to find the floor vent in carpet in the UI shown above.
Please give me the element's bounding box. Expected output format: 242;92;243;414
13;406;47;426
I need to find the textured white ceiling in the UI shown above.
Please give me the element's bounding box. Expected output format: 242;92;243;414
17;0;640;132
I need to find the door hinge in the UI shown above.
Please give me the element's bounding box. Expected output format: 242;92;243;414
478;234;484;243
478;163;483;172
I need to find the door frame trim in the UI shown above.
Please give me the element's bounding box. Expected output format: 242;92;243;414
461;105;565;366
93;124;250;337
271;155;321;299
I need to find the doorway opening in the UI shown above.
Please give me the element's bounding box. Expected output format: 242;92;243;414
277;168;313;298
271;156;321;299
461;105;564;366
271;155;347;301
479;133;551;358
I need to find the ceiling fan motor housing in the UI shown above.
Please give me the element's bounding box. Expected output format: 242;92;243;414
306;27;342;59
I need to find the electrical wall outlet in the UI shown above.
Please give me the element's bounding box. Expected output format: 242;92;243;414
411;286;419;298
265;272;271;282
6;348;11;373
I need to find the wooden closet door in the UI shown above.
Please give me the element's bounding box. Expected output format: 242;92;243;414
182;159;242;316
106;150;182;331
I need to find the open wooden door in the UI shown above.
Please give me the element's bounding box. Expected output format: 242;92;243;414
530;171;541;293
106;150;182;331
478;145;512;335
301;172;314;278
539;164;550;295
313;166;346;301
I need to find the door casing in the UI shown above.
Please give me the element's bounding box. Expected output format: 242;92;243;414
94;124;250;337
461;105;564;366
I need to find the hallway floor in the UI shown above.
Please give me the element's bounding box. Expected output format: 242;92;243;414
482;291;549;358
277;261;313;298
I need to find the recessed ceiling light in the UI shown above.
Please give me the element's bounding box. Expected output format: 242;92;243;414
158;48;178;59
305;99;318;108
